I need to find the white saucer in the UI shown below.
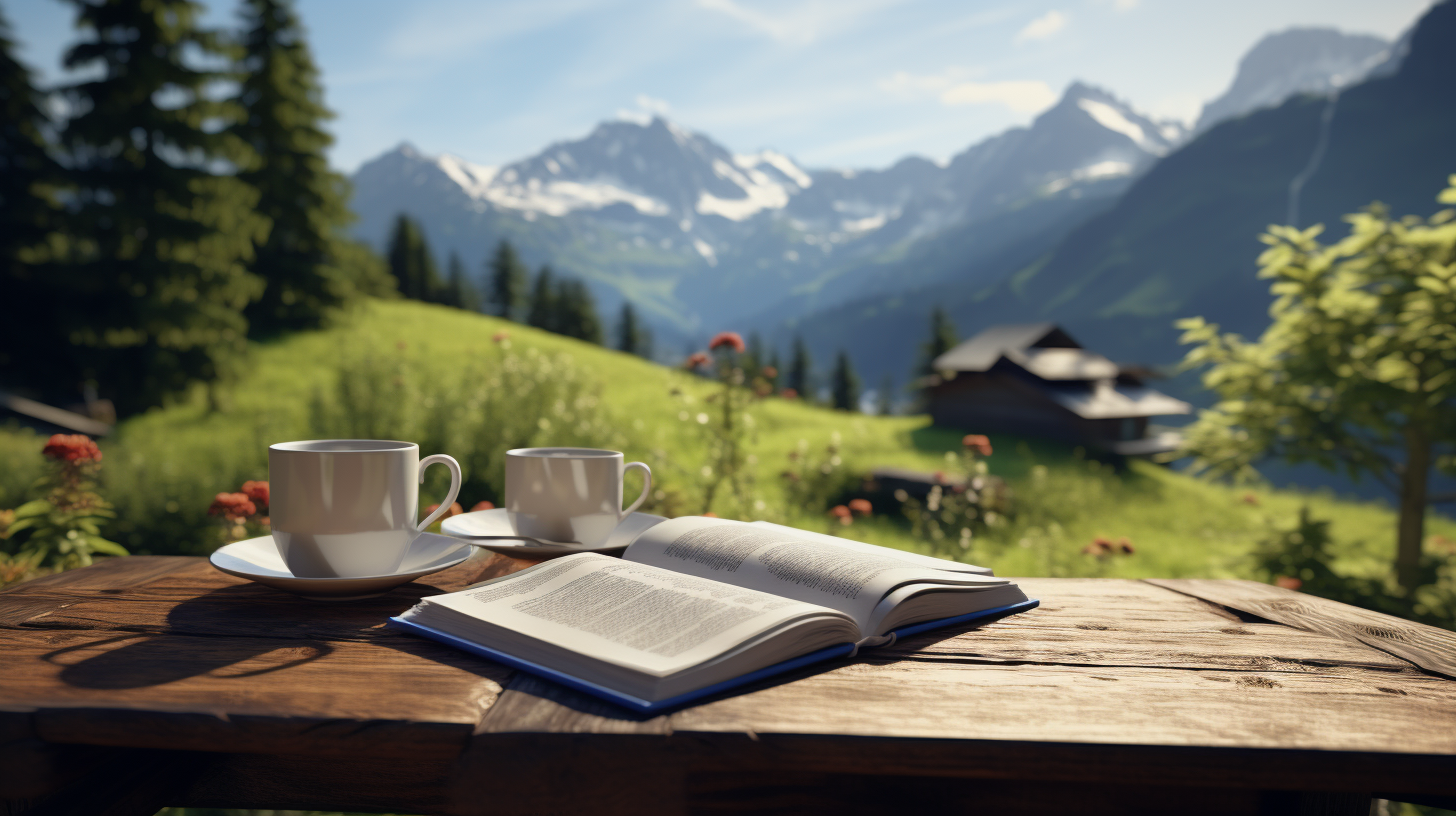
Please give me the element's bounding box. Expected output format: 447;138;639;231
441;509;666;558
208;533;473;600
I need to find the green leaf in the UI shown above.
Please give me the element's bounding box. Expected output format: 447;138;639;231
87;538;130;556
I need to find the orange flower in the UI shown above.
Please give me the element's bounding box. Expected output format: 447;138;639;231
492;331;510;344
470;500;495;512
208;492;256;522
708;331;746;353
848;498;873;516
830;505;852;518
1117;537;1135;554
780;388;798;400
42;434;101;463
685;352;710;369
702;511;719;518
760;365;778;379
1082;536;1113;556
1241;493;1260;506
961;434;993;457
240;480;269;508
1275;576;1302;591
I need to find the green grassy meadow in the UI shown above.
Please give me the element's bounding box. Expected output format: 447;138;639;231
3;298;1451;589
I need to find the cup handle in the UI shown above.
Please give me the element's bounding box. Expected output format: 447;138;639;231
621;462;652;520
416;454;463;532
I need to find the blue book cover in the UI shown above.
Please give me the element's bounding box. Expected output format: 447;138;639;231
388;597;1039;714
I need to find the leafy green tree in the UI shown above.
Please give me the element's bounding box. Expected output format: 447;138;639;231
445;252;480;311
831;350;860;412
234;0;374;335
526;265;556;331
0;7;67;393
787;335;811;399
488;239;528;319
555;278;602;344
1179;176;1456;591
617;301;645;355
58;0;269;414
386;214;441;302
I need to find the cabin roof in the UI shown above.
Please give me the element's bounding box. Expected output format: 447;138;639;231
932;323;1078;372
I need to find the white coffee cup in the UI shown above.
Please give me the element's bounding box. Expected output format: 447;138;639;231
505;447;651;547
269;440;462;578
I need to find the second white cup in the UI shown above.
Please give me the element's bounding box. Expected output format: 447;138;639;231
505;447;651;547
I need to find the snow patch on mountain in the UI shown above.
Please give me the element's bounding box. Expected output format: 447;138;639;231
696;158;794;220
1077;99;1165;155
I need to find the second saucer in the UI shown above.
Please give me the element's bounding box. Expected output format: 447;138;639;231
442;508;666;558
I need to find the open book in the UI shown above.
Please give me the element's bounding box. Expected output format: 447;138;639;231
389;516;1037;712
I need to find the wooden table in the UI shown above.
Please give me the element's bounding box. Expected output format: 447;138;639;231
2;554;1455;816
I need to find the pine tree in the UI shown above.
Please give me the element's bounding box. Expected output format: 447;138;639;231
0;7;67;393
555;278;602;344
526;265;556;331
916;307;958;377
385;214;441;302
234;0;373;336
912;307;959;409
831;350;860;412
787;335;811;398
445;252;479;311
617;301;643;355
744;331;763;381
876;373;895;415
58;0;269;414
487;239;527;319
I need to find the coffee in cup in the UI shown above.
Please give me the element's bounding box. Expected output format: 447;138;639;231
269;440;462;578
505;447;651;548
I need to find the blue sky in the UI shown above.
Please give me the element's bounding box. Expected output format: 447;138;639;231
8;0;1431;173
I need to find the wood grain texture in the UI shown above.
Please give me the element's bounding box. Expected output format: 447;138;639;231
1146;579;1456;679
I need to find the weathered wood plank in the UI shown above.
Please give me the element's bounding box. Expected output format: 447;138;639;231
0;551;541;643
1146;578;1456;679
0;628;508;758
881;578;1414;674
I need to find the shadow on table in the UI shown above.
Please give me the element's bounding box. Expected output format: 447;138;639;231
45;631;335;689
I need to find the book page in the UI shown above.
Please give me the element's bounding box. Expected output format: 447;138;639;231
418;552;853;678
623;517;1007;631
748;521;992;575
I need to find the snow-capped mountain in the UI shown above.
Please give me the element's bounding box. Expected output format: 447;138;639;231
1193;28;1390;134
349;81;1181;338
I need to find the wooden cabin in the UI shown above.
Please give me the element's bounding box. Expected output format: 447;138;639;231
926;323;1190;455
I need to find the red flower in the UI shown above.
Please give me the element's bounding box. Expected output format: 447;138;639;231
1082;536;1113;556
780;388;798;400
684;352;710;369
702;512;719;518
709;331;746;353
241;480;269;508
961;434;993;457
830;505;852;518
492;331;510;344
1275;576;1302;591
760;365;778;379
1117;537;1135;555
1241;493;1260;506
42;434;101;463
470;500;495;512
848;498;873;516
208;492;257;522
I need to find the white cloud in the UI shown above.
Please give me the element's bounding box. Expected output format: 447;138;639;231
941;80;1057;113
695;0;896;46
1014;10;1067;43
879;68;1055;114
616;93;674;124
